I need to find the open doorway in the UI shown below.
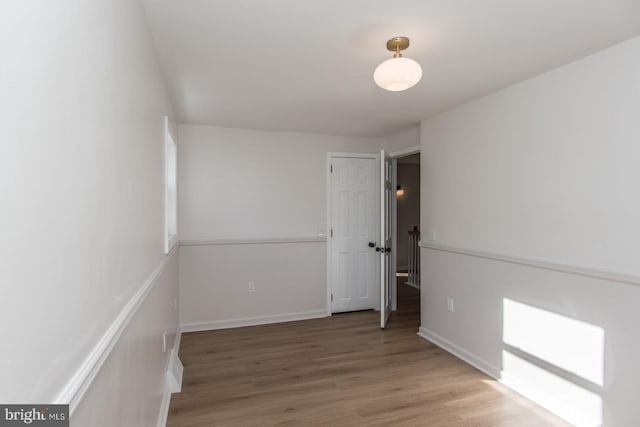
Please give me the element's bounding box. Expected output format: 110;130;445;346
391;150;420;321
325;149;419;329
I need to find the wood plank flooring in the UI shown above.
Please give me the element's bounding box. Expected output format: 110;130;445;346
167;282;569;426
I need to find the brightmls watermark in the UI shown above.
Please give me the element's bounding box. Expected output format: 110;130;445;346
0;405;68;426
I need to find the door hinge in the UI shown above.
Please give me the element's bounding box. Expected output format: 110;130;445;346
331;293;333;302
330;164;333;173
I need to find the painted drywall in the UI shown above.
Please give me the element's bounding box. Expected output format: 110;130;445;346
0;0;177;424
178;125;386;240
178;125;386;326
420;36;640;426
388;125;420;153
396;161;421;270
72;251;179;427
180;242;326;329
421;36;640;274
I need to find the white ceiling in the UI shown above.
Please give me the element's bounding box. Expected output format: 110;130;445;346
142;0;640;137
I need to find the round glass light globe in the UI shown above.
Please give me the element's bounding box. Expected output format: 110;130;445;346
373;57;422;92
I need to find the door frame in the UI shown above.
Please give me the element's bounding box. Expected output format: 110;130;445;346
389;145;420;312
326;152;380;316
380;149;392;328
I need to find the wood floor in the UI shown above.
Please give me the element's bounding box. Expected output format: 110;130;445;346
167;282;569;426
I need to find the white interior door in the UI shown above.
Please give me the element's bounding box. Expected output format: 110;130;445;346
330;156;379;313
380;149;392;328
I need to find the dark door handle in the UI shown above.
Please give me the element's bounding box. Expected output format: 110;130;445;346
385;247;391;253
376;247;382;252
368;242;375;248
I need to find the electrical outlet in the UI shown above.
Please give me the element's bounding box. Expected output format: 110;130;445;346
163;332;167;353
447;297;454;312
248;281;256;293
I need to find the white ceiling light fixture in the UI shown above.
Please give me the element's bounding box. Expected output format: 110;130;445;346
374;36;422;92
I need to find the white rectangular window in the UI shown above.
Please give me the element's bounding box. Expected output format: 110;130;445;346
164;116;178;254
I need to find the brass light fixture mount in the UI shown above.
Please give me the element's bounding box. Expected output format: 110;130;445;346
374;35;422;92
386;36;410;58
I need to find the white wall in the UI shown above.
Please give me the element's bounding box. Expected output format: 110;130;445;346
0;1;178;425
178;125;387;240
72;251;179;427
180;242;326;329
421;37;640;273
388;125;420;153
420;36;640;426
178;125;386;327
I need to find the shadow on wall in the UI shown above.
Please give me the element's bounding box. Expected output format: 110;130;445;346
501;298;604;427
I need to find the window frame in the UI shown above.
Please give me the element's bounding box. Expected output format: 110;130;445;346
164;116;178;254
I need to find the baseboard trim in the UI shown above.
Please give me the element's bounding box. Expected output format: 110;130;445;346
181;310;327;332
157;330;182;427
417;327;596;427
417;327;499;379
157;389;171;427
173;330;182;354
56;247;178;415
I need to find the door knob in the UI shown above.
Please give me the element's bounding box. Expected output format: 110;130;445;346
385;247;391;253
368;242;375;248
376;247;383;252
